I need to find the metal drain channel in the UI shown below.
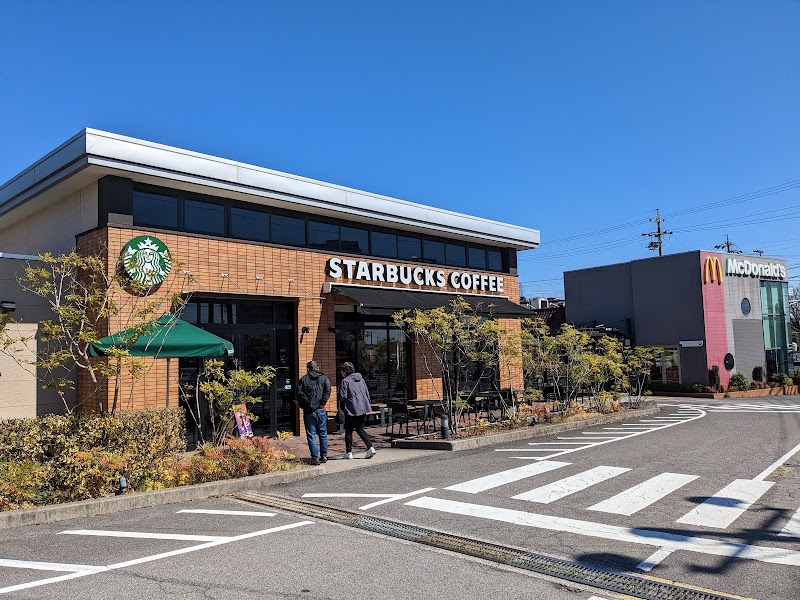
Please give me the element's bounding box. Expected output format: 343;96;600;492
233;492;744;600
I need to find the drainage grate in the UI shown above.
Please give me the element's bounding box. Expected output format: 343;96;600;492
232;492;747;600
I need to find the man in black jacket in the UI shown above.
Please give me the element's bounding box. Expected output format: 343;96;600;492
297;360;331;465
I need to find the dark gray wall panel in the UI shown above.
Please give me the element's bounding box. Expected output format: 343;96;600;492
564;262;633;335
732;319;766;381
629;252;705;346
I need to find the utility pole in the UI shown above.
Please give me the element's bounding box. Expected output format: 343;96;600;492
714;234;742;254
642;208;672;256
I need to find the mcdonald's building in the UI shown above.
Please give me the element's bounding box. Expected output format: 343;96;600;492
564;251;791;389
0;129;538;426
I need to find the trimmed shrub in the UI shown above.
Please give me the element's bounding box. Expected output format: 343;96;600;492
769;373;793;387
177;436;301;485
0;408;186;507
727;372;750;392
752;366;764;383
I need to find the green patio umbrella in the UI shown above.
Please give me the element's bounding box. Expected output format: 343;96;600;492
89;314;234;407
89;314;233;358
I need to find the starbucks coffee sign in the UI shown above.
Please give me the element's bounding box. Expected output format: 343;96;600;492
326;257;504;292
123;236;172;286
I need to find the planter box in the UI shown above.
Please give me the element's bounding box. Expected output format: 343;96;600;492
654;386;799;399
392;406;660;451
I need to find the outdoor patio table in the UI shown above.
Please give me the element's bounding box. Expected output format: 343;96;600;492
407;399;441;433
470;391;505;421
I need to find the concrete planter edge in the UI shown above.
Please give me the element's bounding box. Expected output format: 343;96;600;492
391;406;661;451
0;466;321;531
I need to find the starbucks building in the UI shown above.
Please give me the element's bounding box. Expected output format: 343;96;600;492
0;129;539;434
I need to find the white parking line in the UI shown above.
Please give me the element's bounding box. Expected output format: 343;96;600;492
59;529;228;542
0;559;105;573
406;496;800;566
177;509;276;517
0;521;312;595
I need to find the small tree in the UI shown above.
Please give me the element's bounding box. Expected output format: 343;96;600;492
393;297;504;431
623;345;662;407
585;336;623;407
198;359;275;446
0;250;188;413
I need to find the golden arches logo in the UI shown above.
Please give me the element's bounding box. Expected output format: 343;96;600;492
703;256;723;285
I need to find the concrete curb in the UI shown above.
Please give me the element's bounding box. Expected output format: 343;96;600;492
391;406;661;451
0;466;322;531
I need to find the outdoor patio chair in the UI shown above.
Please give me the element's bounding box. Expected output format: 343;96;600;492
386;400;423;437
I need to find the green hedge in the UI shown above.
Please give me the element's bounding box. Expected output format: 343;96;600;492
0;408;186;509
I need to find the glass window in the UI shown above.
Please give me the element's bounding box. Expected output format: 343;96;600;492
231;207;269;242
487;249;503;272
445;243;466;268
185;199;225;235
398;236;422;261
181;302;198;324
271;214;306;247
423;240;445;265
132;191;178;229
468;247;487;270
371;231;397;258
341;226;369;255
238;301;274;324
274;302;294;325
309;221;340;251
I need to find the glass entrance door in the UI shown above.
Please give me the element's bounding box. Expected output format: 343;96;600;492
240;329;296;436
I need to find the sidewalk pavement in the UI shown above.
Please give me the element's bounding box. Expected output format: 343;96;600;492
276;420;435;473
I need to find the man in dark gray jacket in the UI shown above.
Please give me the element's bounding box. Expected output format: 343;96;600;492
338;361;377;459
297;360;331;465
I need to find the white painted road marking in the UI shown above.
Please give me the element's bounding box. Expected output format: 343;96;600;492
675;479;774;528
445;461;570;493
59;529;228;542
406;496;800;566
512;466;630;503
177;509;276;517
637;548;674;572
498;408;706;460
0;559;105;573
588;473;699;516
302;487;436;510
778;507;800;538
0;521;312;595
754;440;800;481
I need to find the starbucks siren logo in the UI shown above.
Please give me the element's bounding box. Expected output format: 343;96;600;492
123;236;172;286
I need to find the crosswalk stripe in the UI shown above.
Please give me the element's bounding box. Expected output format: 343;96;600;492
512;466;630;503
445;460;570;493
587;473;699;515
778;507;800;538
675;479;774;528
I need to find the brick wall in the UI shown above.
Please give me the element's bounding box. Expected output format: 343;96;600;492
76;227;522;432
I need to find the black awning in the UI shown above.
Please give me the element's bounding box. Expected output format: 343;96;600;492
330;285;535;318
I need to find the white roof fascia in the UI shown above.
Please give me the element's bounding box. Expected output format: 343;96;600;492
1;129;540;249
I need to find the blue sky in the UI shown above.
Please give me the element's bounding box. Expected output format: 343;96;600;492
1;1;798;298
